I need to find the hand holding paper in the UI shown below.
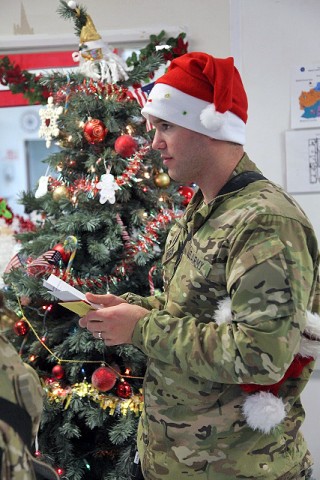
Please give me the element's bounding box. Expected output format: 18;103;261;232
43;274;100;316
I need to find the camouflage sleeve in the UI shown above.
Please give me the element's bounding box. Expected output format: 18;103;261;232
131;215;318;385
121;292;166;310
0;425;36;480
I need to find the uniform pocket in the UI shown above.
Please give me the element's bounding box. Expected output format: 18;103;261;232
227;235;286;292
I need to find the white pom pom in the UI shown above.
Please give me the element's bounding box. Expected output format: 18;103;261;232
214;297;232;325
299;310;320;358
200;104;224;130
242;392;286;434
68;1;77;9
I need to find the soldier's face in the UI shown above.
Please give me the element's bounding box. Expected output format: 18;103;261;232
150;115;212;185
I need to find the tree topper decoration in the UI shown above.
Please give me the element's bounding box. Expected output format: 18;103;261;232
39;96;63;148
66;1;132;83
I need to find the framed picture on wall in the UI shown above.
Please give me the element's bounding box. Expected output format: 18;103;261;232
285;129;320;194
291;64;320;130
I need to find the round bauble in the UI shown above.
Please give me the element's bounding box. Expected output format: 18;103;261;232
178;185;194;205
52;185;69;201
52;243;70;264
154;172;171;188
114;134;138;158
91;366;117;392
13;319;30;336
83;118;108;144
52;364;65;380
116;380;132;398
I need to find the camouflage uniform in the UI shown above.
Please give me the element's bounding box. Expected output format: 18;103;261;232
125;154;320;479
0;334;58;480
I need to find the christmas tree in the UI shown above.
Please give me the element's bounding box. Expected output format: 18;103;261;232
1;2;190;479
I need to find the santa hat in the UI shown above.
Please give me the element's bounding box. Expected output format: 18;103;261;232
214;297;320;434
141;52;248;145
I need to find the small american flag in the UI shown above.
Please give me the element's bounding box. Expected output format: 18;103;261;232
128;85;153;131
27;249;63;276
4;252;25;274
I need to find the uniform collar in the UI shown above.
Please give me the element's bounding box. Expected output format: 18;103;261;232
179;153;261;231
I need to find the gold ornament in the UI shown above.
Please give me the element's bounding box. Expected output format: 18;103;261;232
154;172;171;188
52;185;69;201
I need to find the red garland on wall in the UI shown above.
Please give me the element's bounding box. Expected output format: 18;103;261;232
0;51;75;107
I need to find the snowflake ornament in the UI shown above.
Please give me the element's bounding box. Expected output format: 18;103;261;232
39;96;63;148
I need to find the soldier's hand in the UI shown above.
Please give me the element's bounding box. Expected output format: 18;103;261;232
79;294;148;345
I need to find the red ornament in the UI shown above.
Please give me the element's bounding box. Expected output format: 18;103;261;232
51;243;70;264
52;364;65;380
116;380;132;399
91;366;117;392
178;185;194;206
114;135;138;158
13;319;30;336
83;118;108;144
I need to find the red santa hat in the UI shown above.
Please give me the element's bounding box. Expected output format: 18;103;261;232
141;52;248;145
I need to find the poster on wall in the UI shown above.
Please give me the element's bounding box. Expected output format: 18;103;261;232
285;129;320;193
291;64;320;129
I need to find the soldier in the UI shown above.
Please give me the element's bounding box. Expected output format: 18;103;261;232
0;333;58;480
79;52;320;479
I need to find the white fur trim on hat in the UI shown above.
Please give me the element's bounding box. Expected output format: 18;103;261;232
141;84;246;145
200;104;224;130
80;39;105;50
242;391;286;434
213;297;232;325
299;310;320;358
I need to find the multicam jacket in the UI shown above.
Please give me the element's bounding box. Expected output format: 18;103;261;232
0;334;58;480
127;154;320;479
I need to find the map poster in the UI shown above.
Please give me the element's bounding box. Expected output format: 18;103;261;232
291;64;320;129
285;129;320;193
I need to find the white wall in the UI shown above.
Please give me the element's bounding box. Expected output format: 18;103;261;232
0;0;231;55
234;1;320;476
301;363;320;479
237;0;320;240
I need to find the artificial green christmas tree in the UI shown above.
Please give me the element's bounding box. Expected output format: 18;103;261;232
1;2;189;478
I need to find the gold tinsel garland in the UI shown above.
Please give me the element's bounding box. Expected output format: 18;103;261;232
45;379;143;416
